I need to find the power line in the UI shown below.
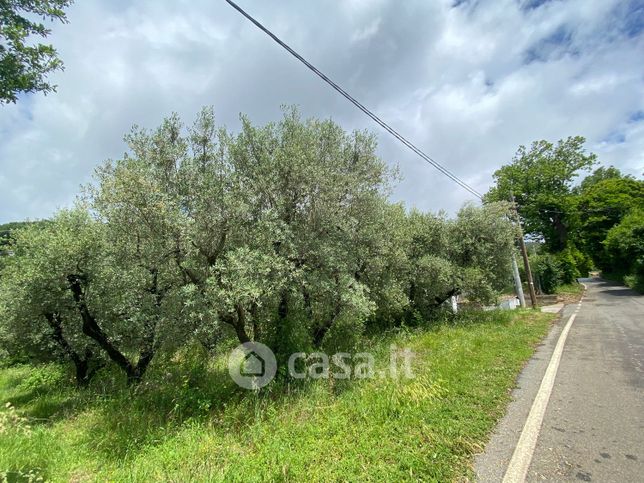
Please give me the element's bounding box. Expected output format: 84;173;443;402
224;0;484;200
539;208;621;214
530;207;627;215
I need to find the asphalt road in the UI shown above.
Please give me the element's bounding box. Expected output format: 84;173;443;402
476;278;643;482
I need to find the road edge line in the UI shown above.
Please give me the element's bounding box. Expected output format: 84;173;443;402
502;284;586;483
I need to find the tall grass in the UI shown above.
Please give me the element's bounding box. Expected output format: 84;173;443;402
0;310;554;482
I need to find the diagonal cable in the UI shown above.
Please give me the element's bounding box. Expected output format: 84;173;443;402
225;0;484;199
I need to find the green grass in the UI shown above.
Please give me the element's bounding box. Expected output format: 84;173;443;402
554;282;585;296
0;310;554;482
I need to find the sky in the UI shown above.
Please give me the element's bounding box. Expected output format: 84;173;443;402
1;0;643;223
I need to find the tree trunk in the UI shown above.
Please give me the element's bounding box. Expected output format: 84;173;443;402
234;305;251;344
301;285;313;320
67;274;137;380
220;306;251;344
312;312;338;348
552;214;568;251
74;358;90;387
127;267;164;385
312;276;340;348
67;267;164;386
312;297;342;347
44;312;99;387
277;291;288;321
408;281;416;305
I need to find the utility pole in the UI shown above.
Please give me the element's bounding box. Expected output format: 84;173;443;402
511;255;526;308
510;193;538;309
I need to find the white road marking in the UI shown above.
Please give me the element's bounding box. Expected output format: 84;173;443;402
502;285;586;483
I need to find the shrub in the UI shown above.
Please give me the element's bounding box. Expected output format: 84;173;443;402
555;248;580;284
17;364;66;393
604;209;644;278
571;247;593;278
531;253;562;294
623;256;644;293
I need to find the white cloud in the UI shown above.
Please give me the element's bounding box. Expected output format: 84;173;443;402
0;0;642;222
351;17;382;43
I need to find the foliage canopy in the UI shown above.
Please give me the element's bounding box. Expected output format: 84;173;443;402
0;108;516;385
0;0;72;103
486;136;643;292
485;136;596;251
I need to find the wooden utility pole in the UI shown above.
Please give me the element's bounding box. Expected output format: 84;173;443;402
510;194;538;309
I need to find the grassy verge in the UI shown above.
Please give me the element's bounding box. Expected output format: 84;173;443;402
553;282;585;304
0;310;554;482
554;283;584;296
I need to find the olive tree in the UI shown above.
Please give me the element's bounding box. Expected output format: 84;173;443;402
0;107;519;385
0;207;181;385
448;202;516;303
85;107;395;361
401;202;515;318
0;210;104;385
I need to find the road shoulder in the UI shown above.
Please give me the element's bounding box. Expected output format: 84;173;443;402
474;303;577;481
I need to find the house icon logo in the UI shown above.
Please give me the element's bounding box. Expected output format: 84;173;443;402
228;341;277;389
241;351;265;377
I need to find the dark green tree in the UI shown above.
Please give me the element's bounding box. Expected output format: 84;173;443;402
485;136;596;252
576;165;630;192
603;209;644;290
575;176;644;270
0;0;73;104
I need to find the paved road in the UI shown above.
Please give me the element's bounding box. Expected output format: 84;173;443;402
476;278;643;482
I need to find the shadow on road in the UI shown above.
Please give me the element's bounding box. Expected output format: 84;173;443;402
587;278;643;297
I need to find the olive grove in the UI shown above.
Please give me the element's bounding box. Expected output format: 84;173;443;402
0;108;517;385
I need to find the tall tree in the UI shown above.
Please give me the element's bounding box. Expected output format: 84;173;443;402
0;0;73;103
575;176;644;270
485;136;596;251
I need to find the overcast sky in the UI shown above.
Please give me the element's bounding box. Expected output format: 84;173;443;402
1;0;642;223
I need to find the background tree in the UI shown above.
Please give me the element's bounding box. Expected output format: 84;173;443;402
575;174;644;271
485;136;596;252
0;220;50;249
603;209;644;290
488;140;643;292
0;0;73;103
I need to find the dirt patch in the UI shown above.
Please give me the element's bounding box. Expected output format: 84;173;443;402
556;292;583;304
